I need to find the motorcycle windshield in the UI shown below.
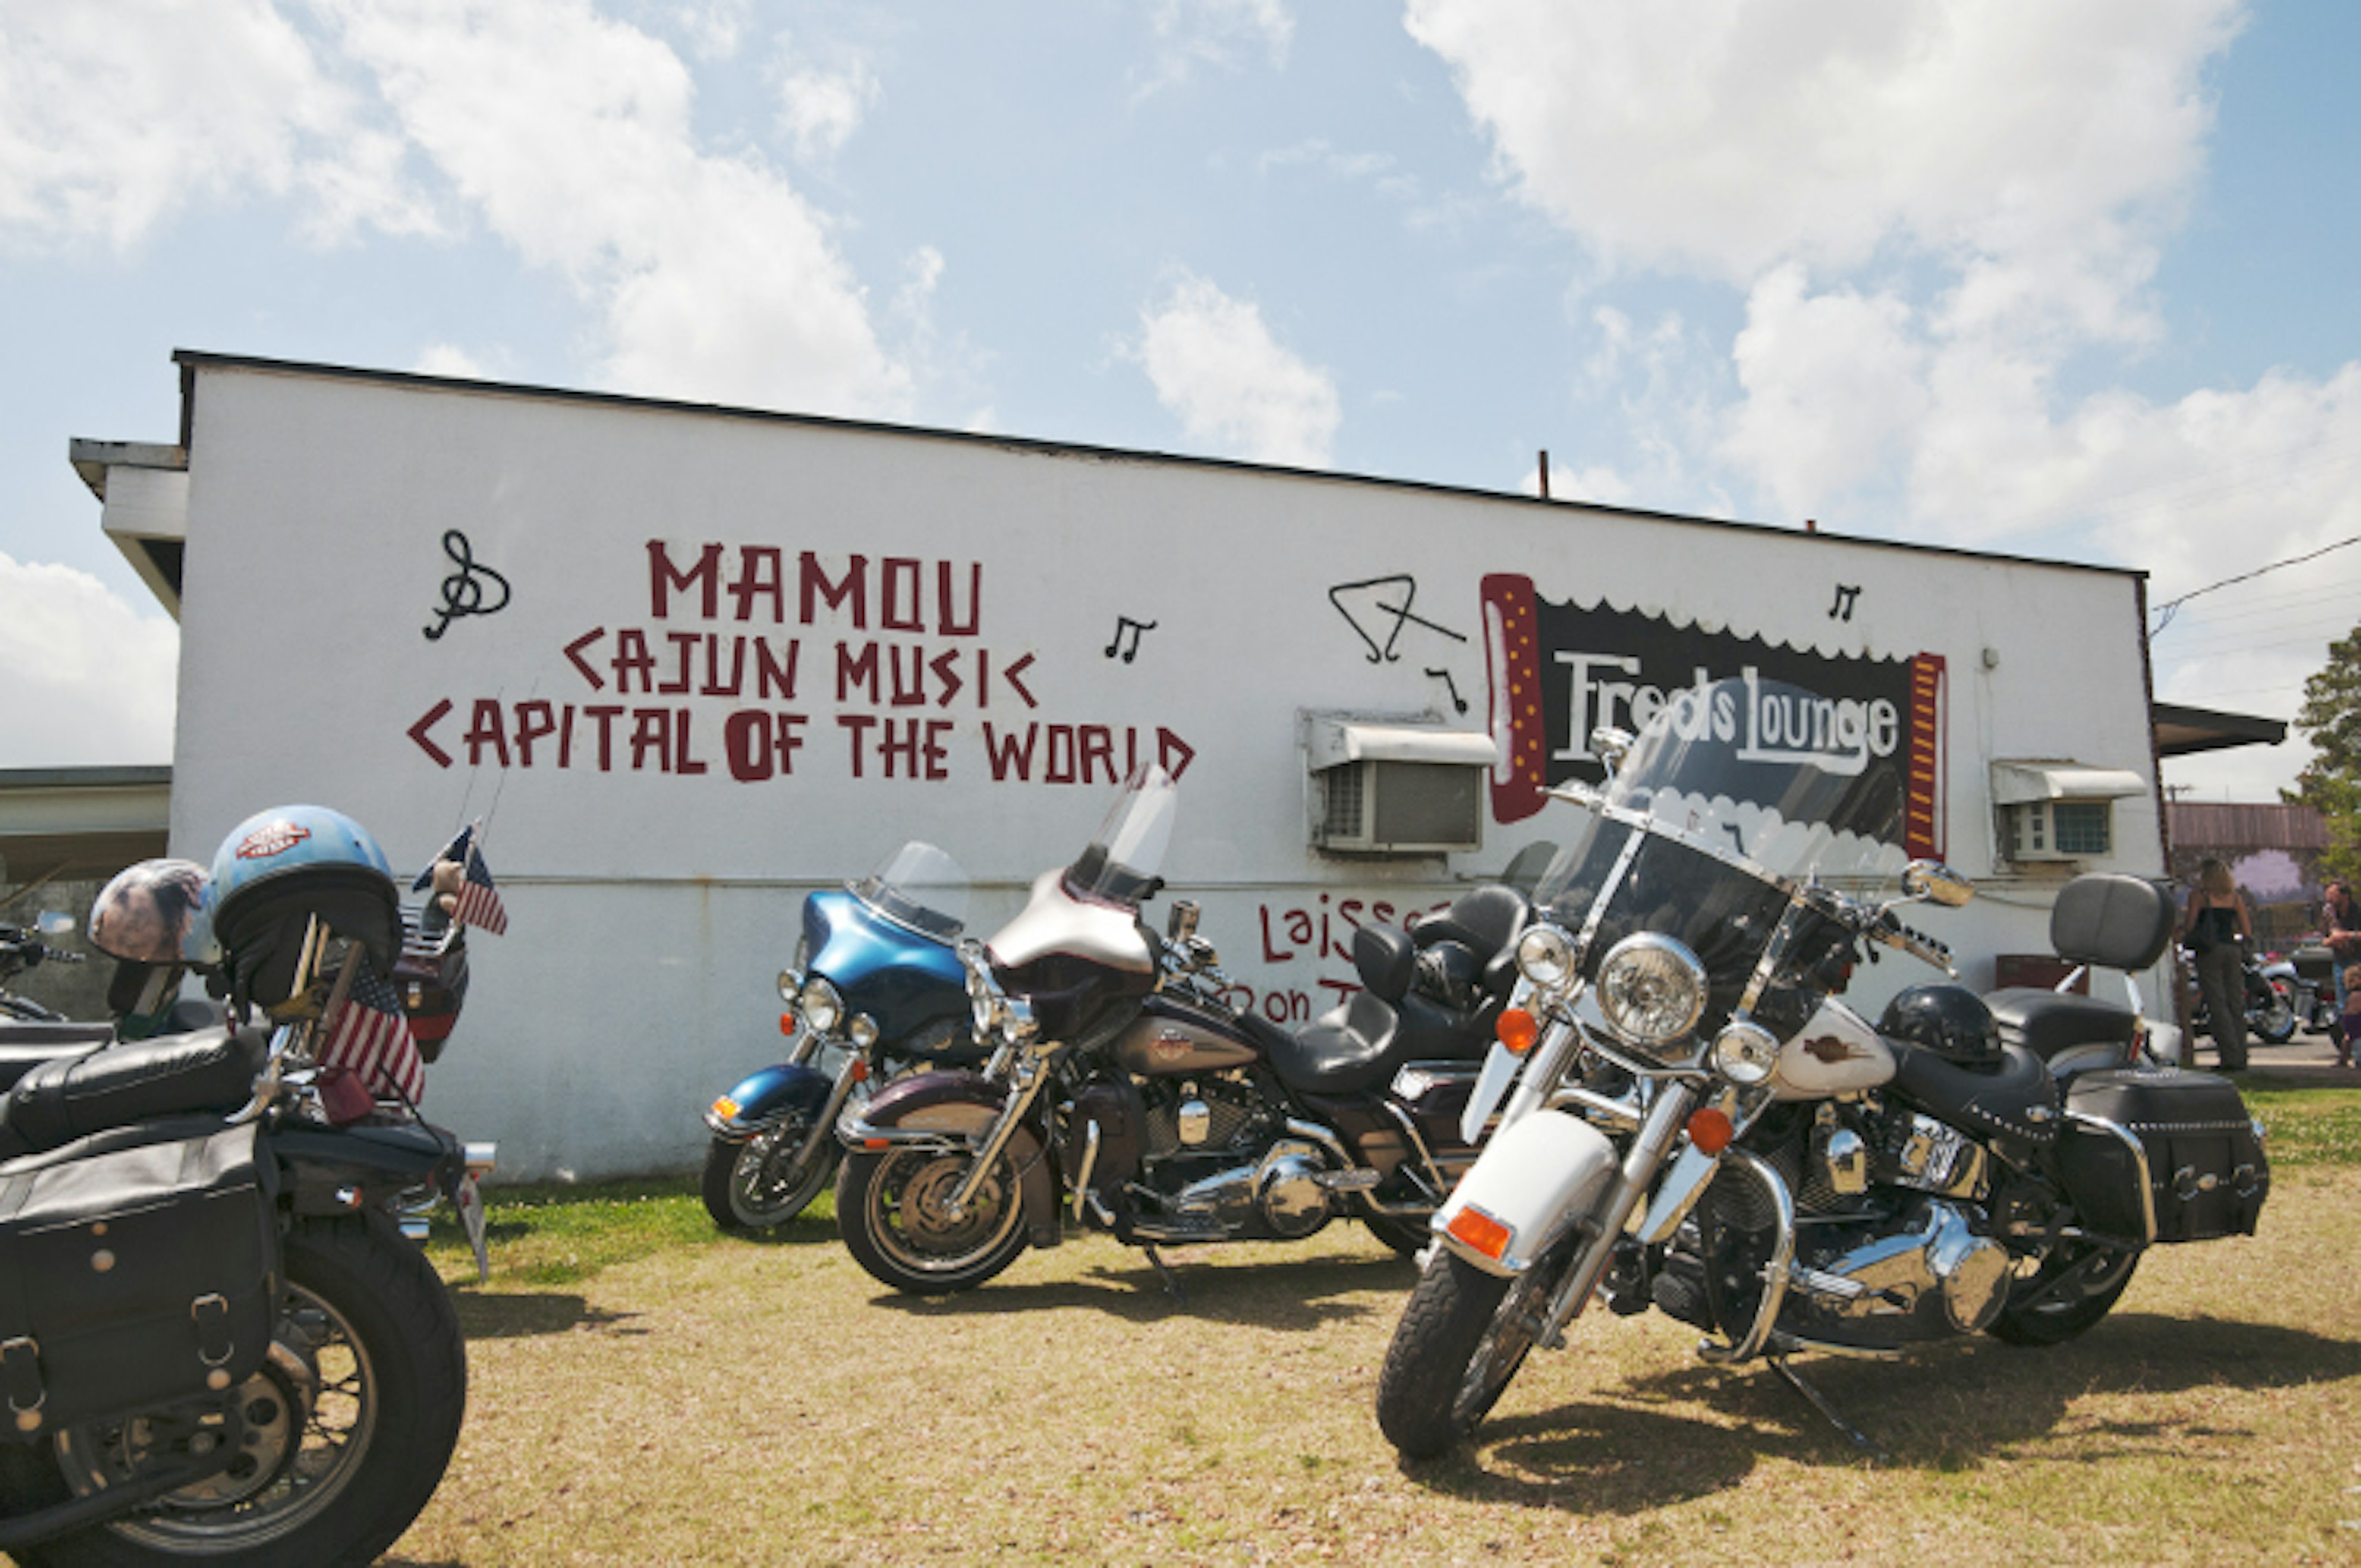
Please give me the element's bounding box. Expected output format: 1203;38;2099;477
1062;764;1178;909
851;841;970;940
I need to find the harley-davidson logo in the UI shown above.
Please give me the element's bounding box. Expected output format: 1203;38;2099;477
1801;1034;1866;1064
235;821;312;860
1149;1031;1194;1064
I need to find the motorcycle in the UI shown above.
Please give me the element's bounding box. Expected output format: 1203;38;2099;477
0;807;498;1566
1;914;91;1025
701;842;989;1233
1374;675;2268;1460
2182;938;2298;1047
2262;946;2338;1036
834;765;1526;1294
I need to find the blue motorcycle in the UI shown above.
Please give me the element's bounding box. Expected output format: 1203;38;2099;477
702;842;991;1232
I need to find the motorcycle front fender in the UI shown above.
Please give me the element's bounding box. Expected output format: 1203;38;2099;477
706;1061;832;1138
841;1069;1062;1246
1433;1109;1618;1278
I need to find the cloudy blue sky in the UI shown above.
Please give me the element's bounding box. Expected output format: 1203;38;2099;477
4;0;2357;802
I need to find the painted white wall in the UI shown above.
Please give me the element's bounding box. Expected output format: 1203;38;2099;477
150;358;2164;1179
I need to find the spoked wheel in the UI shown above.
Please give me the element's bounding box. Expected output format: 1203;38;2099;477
1375;1241;1572;1459
701;1123;837;1233
836;1146;1029;1294
30;1213;466;1568
1987;1241;2141;1347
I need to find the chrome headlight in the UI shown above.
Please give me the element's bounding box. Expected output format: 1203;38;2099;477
799;976;845;1035
847;1013;880;1050
1711;1018;1779;1085
1514;924;1577;991
1594;933;1707;1053
777;968;805;1006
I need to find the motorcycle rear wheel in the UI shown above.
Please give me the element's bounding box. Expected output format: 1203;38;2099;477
2252;981;2298;1045
1987;1242;2140;1347
701;1125;836;1233
23;1213;466;1568
837;1146;1029;1294
1375;1243;1570;1459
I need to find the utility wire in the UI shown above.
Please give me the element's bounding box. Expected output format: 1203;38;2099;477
2149;535;2361;635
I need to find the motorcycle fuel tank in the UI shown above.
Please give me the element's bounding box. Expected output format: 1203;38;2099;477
1770;996;1896;1099
1112;994;1260;1076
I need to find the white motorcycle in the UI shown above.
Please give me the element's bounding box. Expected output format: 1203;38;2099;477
1374;675;2268;1459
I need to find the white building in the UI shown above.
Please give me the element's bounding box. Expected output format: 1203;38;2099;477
73;351;2212;1179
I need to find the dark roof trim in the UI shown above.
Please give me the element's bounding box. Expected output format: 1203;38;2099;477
0;766;173;791
2153;703;2288;758
170;349;2148;582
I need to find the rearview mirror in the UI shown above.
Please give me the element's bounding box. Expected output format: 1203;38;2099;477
1902;861;1974;909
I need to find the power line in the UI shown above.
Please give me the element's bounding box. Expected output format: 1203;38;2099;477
2149;534;2361;635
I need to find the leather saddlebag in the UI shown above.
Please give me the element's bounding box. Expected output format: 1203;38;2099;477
2057;1067;2268;1245
0;1119;279;1440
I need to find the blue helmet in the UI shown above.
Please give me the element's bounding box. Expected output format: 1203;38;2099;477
210;805;400;1012
87;858;219;966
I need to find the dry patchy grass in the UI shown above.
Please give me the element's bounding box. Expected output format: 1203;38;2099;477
388;1157;2361;1567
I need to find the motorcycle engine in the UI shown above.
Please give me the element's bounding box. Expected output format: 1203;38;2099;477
1128;1076;1334;1241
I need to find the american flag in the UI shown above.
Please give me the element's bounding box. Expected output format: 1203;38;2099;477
416;823;508;936
318;953;426;1104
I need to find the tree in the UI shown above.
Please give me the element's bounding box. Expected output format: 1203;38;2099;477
2288;619;2361;884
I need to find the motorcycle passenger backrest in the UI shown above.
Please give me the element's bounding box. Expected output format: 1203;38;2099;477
1353;925;1417;1002
1412;885;1530;959
2049;874;2176;973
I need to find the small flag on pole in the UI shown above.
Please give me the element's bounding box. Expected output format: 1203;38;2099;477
318;953;426;1104
415;822;508;936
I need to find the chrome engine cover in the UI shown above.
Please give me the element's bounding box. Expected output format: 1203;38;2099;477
1778;1197;2012;1348
1165;1140;1335;1240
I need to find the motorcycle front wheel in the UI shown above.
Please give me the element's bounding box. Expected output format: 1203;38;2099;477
1987;1241;2140;1347
26;1213;467;1568
701;1124;837;1233
836;1145;1029;1294
1375;1242;1572;1459
2251;981;2298;1045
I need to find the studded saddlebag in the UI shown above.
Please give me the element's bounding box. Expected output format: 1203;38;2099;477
0;1119;279;1441
2056;1067;2268;1245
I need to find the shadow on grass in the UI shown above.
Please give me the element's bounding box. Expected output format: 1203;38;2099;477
454;1291;646;1339
1403;1312;2361;1514
866;1246;1420;1331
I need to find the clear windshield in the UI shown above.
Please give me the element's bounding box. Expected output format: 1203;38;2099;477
852;841;970;939
1062;764;1178;908
1534;673;1911;913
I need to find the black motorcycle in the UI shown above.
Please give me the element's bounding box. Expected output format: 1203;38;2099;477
0;815;489;1566
834;766;1523;1294
2182;938;2298;1047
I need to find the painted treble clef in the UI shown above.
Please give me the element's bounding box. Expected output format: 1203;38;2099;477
424;529;512;642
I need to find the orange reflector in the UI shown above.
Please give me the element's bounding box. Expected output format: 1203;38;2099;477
710;1096;740;1121
1445;1204;1513;1262
1687;1108;1736;1155
863;1138;890;1151
1497;1008;1540;1055
780;1012;797;1036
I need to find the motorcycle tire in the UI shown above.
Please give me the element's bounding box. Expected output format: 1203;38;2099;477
23;1212;467;1568
701;1127;836;1233
1362;1212;1431;1258
836;1145;1029;1294
2251;981;2298;1045
1375;1242;1571;1460
1986;1242;2140;1348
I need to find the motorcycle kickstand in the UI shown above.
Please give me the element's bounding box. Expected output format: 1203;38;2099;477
1768;1355;1891;1465
1141;1243;1190;1307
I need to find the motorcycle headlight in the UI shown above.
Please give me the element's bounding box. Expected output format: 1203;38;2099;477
1514;924;1577;991
1711;1018;1779;1085
777;968;805;1006
1595;933;1707;1054
799;977;845;1035
847;1013;880;1050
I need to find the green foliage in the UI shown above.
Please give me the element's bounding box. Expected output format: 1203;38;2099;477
2288;620;2361;883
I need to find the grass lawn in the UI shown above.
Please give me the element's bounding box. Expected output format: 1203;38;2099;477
395;1094;2361;1566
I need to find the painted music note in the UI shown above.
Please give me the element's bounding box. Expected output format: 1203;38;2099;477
1105;616;1157;663
1427;667;1469;715
1829;583;1861;622
424;529;512;642
1329;575;1468;663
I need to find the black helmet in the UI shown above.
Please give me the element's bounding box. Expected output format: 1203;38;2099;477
1878;984;2002;1067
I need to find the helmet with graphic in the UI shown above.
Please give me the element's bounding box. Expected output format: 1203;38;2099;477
88;858;220;967
209;805;400;1013
1877;983;2003;1067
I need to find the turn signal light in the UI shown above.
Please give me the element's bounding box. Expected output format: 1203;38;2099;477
848;1059;871;1084
1445;1203;1513;1261
710;1096;740;1121
1687;1108;1735;1155
1497;1008;1540;1055
779;1012;797;1036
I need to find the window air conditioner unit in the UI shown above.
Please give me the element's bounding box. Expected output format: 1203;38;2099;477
1307;717;1498;855
1991;761;2146;865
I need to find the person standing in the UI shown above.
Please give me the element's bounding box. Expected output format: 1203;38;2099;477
2185;859;2255;1071
2325;879;2361;1066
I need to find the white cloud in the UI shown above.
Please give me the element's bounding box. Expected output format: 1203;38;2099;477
0;554;176;766
1137;0;1295;95
769;38;880;164
1133;273;1340;467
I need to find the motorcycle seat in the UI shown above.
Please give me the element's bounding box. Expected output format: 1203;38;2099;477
1255;991;1403;1096
0;1026;114;1091
1983;987;2138;1063
0;1026;268;1162
1890;1040;2060;1148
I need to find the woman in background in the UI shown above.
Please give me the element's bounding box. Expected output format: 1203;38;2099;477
2185;858;2254;1072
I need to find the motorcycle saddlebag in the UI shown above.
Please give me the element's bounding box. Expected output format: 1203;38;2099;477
2056;1067;2268;1245
0;1118;279;1440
